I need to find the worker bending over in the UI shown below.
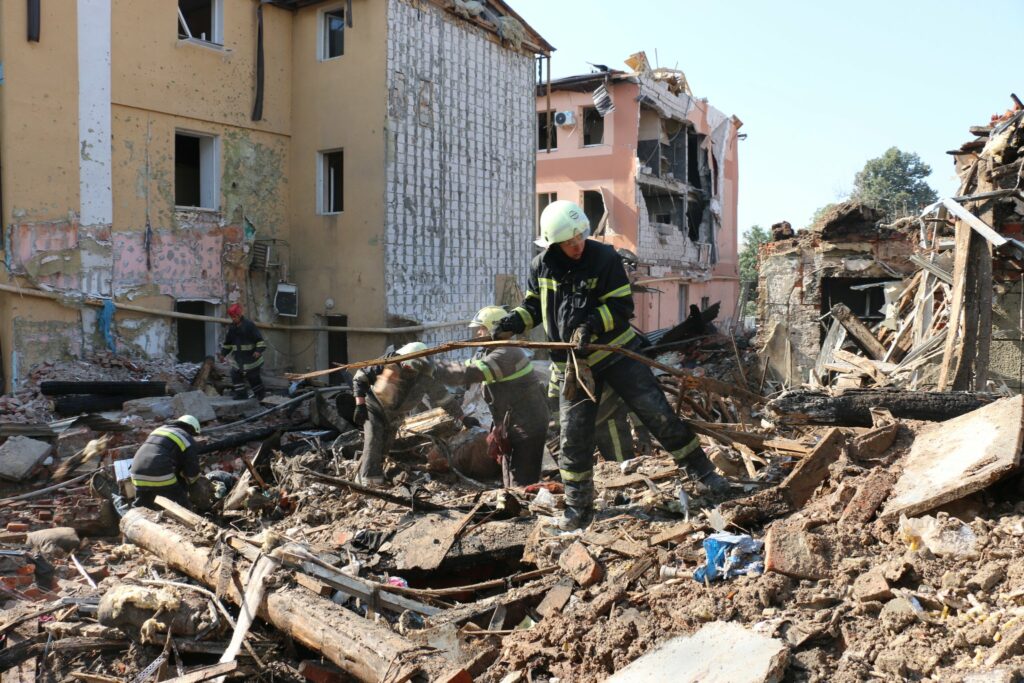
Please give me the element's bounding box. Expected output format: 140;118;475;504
130;415;202;510
221;303;267;400
352;342;466;487
494;200;730;530
434;306;549;486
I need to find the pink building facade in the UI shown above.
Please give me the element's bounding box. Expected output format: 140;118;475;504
535;70;742;331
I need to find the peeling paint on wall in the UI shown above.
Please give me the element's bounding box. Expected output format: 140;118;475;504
222;131;288;235
12;318;84;371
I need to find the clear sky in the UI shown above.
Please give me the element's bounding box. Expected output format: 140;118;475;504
511;0;1024;241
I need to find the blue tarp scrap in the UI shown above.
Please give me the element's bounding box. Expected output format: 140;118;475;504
692;532;764;583
99;299;116;352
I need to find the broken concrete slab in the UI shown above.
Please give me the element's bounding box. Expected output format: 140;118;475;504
535;580;573;618
122;396;175;421
779;428;846;508
764;518;833;581
606;621;789;683
881;395;1024;520
207;396;260;421
170;390;216;424
967;562;1006;592
0;436;52;481
964;669;1016;683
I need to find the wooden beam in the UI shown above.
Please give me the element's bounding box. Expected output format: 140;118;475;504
939;221;973;390
829;304;887;360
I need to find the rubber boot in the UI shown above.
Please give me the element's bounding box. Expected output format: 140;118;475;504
557;479;595;531
679;446;731;495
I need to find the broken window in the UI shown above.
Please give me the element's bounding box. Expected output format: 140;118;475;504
582;107;604;146
536;192;556;237
582;190;604;234
537;112;557;151
686;195;706;242
178;0;222;44
700;296;710;311
820;278;891;342
688;132;706;188
175;301;217;363
319;149;344;214
321;7;345;59
175;132;218;209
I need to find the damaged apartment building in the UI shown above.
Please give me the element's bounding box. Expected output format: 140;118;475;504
535;53;742;331
756;102;1024;391
0;0;550;390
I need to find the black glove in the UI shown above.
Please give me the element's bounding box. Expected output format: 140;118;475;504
461;416;482;429
353;403;368;427
491;314;522;341
570;322;592;350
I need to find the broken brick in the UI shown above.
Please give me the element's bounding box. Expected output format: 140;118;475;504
298;660;349;683
852;567;892;603
6;522;29;533
840;469;896;525
559;541;604;587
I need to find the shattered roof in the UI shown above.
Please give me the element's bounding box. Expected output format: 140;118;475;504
271;0;554;54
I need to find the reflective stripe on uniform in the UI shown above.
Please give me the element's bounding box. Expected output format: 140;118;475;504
670;437;702;462
559;468;594;483
585;327;636;365
513;306;534;329
497;362;534;384
599;283;632;301
547;362;565;398
472;359;496;383
131;474;179;487
152;427;189;451
596;304;614;332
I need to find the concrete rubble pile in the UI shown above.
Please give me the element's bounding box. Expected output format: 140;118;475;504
2;318;1024;682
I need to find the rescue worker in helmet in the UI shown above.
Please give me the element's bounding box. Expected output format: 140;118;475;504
130;415;202;510
220;304;267;400
493;200;730;530
434;306;549;487
351;341;467;487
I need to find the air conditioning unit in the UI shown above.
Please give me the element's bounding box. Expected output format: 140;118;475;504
274;282;299;317
553;111;575;126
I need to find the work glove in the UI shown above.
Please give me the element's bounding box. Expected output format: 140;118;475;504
491;314;522;341
353;403;368;427
461;416;482;429
570;322;592;350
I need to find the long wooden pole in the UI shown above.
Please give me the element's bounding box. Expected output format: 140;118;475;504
286;340;765;405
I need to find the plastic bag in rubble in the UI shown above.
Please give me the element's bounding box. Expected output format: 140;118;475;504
692;532;764;583
898;514;978;558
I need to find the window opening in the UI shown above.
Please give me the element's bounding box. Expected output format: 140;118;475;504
536;192;556;237
320;150;344;213
582;107;604;146
537;112;557;151
178;0;222;44
175;132;218;209
322;8;345;59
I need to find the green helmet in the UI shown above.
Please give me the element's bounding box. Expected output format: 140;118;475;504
469;306;508;334
176;414;201;434
538;200;589;247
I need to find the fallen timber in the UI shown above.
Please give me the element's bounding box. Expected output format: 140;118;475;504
286;340;765;405
120;507;467;683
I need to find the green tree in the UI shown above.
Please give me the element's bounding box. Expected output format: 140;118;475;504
739;225;769;316
851;147;938;219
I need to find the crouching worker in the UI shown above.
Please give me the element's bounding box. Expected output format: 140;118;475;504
351;342;467;487
434;306;549;487
130;415;201;511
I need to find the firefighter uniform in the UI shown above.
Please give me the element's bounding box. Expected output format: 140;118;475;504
502;239;719;521
130;423;200;510
435;346;548;486
222;316;267;399
353;359;461;483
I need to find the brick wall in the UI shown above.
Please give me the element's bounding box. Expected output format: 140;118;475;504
383;0;534;346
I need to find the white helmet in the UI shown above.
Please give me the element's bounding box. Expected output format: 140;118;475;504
176;414;201;434
538;200;589;248
469;306;508;335
396;341;429;372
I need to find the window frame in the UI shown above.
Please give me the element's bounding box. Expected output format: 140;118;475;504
536;192;557;237
318;4;346;61
174;130;220;211
318;149;345;215
537;111;557;152
177;0;224;47
582;106;605;147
